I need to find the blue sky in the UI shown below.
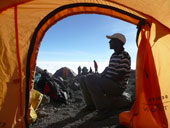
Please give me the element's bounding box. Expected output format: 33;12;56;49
37;14;137;73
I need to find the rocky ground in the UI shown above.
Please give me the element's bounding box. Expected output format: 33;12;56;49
30;70;135;128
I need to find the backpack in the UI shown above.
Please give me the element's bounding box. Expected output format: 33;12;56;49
36;71;68;104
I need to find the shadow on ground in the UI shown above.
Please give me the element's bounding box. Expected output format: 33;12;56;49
45;109;119;128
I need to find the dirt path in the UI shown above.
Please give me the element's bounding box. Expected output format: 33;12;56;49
30;90;121;128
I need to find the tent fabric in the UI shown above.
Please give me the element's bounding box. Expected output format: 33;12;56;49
0;0;170;29
29;89;43;124
0;0;31;12
53;67;76;79
0;0;170;128
29;106;37;124
119;23;169;128
106;0;170;29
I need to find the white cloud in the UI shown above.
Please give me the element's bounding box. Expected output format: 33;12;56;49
37;61;136;74
131;61;136;70
39;51;91;56
37;61;107;74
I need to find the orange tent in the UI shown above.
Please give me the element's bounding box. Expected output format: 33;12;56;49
0;0;170;128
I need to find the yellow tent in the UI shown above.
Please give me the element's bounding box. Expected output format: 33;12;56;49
0;0;170;128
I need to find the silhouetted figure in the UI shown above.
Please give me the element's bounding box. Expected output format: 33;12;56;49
89;67;93;73
77;33;131;121
94;60;98;73
78;66;82;75
82;67;88;75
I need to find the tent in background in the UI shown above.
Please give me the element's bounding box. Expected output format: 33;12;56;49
0;0;170;128
53;67;76;80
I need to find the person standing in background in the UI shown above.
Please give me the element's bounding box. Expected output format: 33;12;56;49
94;60;98;73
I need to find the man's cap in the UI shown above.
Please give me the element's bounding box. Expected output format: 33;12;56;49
106;33;126;44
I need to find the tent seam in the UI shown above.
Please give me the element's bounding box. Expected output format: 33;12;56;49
14;6;24;128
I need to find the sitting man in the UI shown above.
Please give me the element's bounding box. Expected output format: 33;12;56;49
78;33;131;121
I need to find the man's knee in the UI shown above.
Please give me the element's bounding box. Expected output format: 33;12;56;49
85;76;100;91
85;74;99;84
